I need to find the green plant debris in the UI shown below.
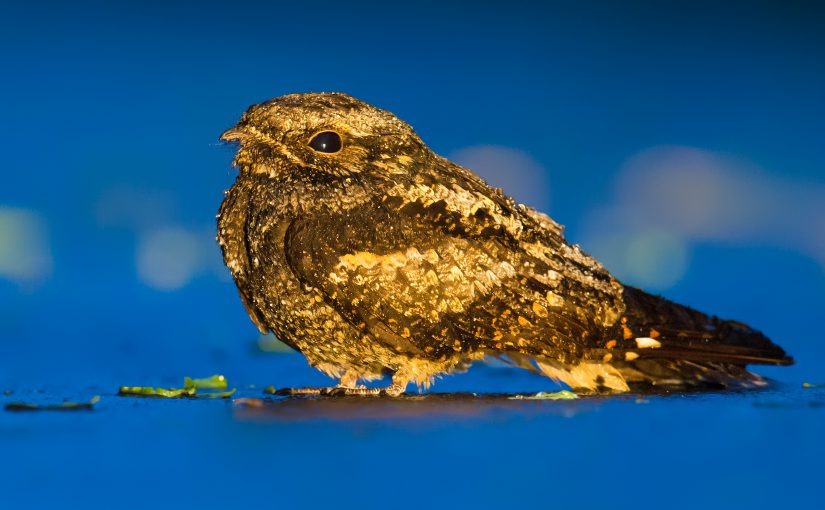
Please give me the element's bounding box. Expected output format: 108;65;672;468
118;386;195;398
194;389;237;398
118;375;236;399
184;375;228;390
802;382;822;389
5;395;100;412
263;386;277;394
509;390;579;400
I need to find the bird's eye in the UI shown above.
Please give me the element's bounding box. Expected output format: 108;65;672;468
308;131;342;153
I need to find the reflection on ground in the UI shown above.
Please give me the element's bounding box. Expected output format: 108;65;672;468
232;392;597;421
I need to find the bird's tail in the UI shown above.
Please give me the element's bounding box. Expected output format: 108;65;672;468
584;286;793;389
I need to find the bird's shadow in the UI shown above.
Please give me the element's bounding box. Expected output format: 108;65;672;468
230;385;768;422
232;392;588;421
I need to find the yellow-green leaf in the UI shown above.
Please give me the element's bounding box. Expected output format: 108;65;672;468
118;375;235;399
184;375;228;390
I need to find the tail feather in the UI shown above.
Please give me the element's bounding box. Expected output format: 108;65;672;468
495;286;792;392
611;359;769;390
602;286;794;367
571;285;795;390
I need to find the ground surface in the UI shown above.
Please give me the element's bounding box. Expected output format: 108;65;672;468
2;356;822;510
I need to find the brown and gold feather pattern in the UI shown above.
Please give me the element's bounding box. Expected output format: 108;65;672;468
218;92;792;394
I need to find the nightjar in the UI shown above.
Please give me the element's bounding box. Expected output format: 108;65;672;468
218;92;792;395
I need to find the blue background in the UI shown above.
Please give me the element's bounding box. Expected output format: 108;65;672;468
1;1;823;509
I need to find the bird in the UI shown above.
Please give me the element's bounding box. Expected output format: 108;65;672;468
217;92;793;396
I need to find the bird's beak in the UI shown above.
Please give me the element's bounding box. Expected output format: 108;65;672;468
220;126;245;142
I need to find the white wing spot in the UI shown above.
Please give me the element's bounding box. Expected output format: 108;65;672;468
635;337;662;349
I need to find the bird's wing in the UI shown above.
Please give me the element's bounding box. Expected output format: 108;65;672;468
217;179;269;334
283;168;626;364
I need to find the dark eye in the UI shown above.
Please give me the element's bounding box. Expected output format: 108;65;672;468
308;131;342;153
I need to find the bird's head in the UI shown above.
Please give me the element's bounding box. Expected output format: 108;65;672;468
221;92;428;180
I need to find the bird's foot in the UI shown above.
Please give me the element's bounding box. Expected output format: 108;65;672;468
271;386;328;396
326;376;407;397
272;369;409;397
271;385;402;397
327;386;383;397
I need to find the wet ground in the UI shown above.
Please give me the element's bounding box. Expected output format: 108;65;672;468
2;357;822;510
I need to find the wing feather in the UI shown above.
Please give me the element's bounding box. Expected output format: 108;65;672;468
217;180;269;334
284;168;624;364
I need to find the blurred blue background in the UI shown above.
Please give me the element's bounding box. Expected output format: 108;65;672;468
1;1;823;509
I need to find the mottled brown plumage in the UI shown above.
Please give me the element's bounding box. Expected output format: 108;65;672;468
218;92;792;395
